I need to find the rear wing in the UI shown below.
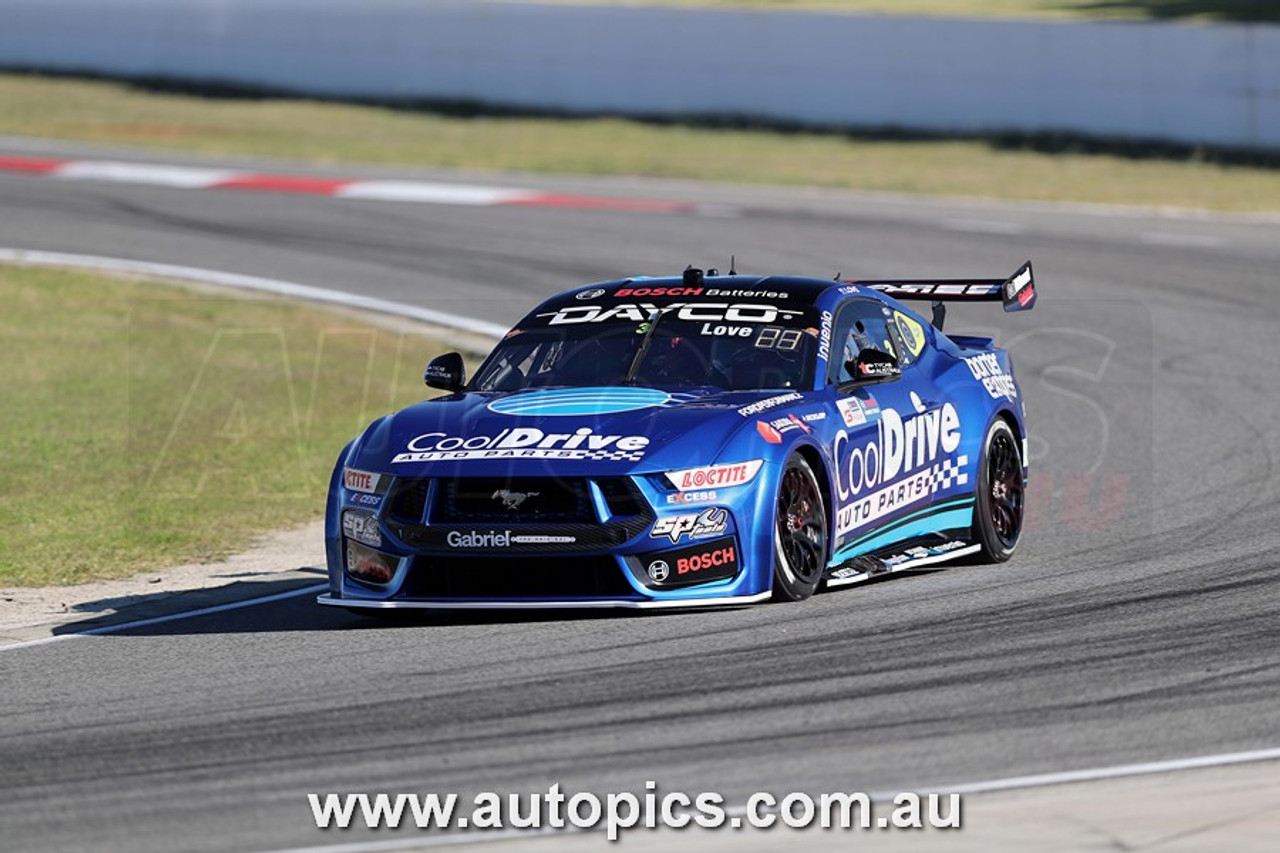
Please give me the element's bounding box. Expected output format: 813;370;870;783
848;260;1037;329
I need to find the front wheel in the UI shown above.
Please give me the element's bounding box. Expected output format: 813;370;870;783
972;419;1025;561
772;454;828;601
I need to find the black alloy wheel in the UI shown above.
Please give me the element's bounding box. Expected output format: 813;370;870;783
772;454;828;601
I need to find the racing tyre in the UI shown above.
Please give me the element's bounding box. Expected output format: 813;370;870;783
973;419;1024;562
772;454;828;601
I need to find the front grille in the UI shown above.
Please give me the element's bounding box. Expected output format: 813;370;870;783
386;478;429;522
402;555;636;599
433;477;592;523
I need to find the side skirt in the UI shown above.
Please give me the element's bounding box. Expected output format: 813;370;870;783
822;532;979;589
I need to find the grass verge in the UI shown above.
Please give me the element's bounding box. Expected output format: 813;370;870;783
0;265;461;587
3;73;1279;212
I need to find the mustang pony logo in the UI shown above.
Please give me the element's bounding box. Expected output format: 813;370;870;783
493;490;539;510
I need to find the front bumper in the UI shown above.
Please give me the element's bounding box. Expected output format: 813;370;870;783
318;591;771;611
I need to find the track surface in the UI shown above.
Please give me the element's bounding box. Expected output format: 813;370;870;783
1;143;1278;853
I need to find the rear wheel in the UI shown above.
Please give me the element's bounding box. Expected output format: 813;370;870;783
973;419;1025;561
772;454;828;601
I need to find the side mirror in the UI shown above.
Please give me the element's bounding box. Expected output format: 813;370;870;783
846;348;901;384
424;352;466;392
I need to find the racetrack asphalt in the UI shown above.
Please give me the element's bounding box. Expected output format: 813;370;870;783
1;142;1278;852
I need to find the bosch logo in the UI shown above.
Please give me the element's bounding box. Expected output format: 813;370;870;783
677;545;736;575
647;560;670;582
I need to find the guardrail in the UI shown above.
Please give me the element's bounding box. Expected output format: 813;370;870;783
2;0;1277;150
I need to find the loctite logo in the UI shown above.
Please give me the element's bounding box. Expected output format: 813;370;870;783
343;468;380;493
666;459;764;490
677;545;736;575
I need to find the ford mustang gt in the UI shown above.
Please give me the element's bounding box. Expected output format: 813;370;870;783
320;262;1036;611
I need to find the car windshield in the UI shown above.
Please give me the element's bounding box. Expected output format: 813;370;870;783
471;302;820;392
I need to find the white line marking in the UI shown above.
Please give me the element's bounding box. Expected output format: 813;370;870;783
52;160;240;188
941;219;1028;235
335;181;533;206
932;745;1280;795
0;249;509;339
0;584;326;653
1139;231;1227;248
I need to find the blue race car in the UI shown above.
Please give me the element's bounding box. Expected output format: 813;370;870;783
320;262;1036;612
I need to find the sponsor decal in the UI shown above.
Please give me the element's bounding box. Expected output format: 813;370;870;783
492;489;538;510
666;489;719;505
858;360;897;377
884;541;969;568
832;402;964;535
640;538;740;586
861;394;881;416
488;387;674;417
1006;265;1033;303
348;492;384;509
893;311;926;357
537;302;803;326
963;353;1017;400
705;289;789;299
869;283;1002;297
736;392;804;417
836;397;866;427
343;468;381;494
802;411;827;423
835;455;969;535
650;508;729;544
445;530;578;548
757;420;783;444
342;510;382;548
613;286;704;297
393;427;650;463
666;460;763;490
678;544;735;575
576;288;607;300
757;413;813;443
817;310;833;362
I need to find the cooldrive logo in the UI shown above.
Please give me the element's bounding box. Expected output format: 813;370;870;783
666;460;763;490
537;303;803;326
393;428;650;463
833;403;965;534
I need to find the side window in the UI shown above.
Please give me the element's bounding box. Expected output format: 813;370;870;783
829;299;899;385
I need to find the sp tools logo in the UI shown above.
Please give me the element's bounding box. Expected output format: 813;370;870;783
650;508;729;544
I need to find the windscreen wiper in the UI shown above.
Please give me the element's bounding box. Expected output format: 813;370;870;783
624;307;666;385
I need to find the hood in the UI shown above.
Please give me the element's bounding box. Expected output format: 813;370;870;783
348;386;801;478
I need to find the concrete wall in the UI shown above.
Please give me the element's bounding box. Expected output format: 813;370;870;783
2;0;1278;149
